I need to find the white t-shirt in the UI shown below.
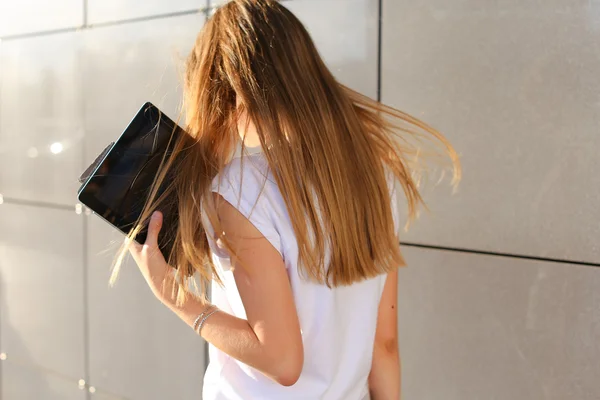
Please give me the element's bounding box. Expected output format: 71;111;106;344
202;145;399;400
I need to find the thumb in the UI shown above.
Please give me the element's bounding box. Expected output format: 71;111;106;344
145;211;163;249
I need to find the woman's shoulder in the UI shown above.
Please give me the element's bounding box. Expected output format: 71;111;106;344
212;152;274;194
210;152;286;227
210;152;285;256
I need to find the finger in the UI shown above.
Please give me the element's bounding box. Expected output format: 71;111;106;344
145;211;163;249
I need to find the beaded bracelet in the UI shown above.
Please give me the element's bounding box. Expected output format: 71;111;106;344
192;305;214;332
196;308;219;336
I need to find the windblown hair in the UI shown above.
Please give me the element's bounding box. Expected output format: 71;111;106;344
112;0;460;302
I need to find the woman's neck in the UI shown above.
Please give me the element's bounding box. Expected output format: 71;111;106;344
237;110;262;147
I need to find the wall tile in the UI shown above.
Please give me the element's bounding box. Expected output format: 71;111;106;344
87;0;205;25
86;216;205;400
0;203;85;382
0;0;83;37
399;246;600;399
277;0;379;98
1;361;85;400
81;13;204;164
383;0;600;263
0;32;84;206
208;0;378;98
81;13;207;399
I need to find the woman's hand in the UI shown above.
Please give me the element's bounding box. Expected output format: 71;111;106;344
128;211;176;301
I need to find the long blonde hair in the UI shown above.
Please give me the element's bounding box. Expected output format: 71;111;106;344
112;0;460;301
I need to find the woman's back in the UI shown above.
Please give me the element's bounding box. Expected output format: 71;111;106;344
203;148;400;399
116;2;458;398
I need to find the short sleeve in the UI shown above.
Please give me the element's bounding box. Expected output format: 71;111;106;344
209;156;283;257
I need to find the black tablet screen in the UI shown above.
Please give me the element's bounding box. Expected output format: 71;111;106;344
79;103;182;258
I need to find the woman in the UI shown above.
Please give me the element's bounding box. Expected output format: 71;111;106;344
118;0;460;399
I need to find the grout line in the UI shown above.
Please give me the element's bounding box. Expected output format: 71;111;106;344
82;210;91;400
0;18;3;400
79;29;92;399
0;312;2;400
376;0;383;103
0;0;297;41
0;161;597;261
0;26;80;41
1;357;84;392
0;292;2;399
86;8;204;29
0;197;75;212
400;242;600;268
0;357;129;400
82;0;88;27
0;8;207;41
1;196;598;268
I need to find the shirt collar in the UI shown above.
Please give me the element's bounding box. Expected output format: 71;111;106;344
232;143;263;159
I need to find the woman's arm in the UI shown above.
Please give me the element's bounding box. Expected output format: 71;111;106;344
369;269;401;399
129;206;304;386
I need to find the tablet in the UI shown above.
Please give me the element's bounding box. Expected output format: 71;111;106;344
78;102;184;259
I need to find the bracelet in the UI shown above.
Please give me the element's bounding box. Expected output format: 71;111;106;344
196;308;219;336
192;305;214;332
